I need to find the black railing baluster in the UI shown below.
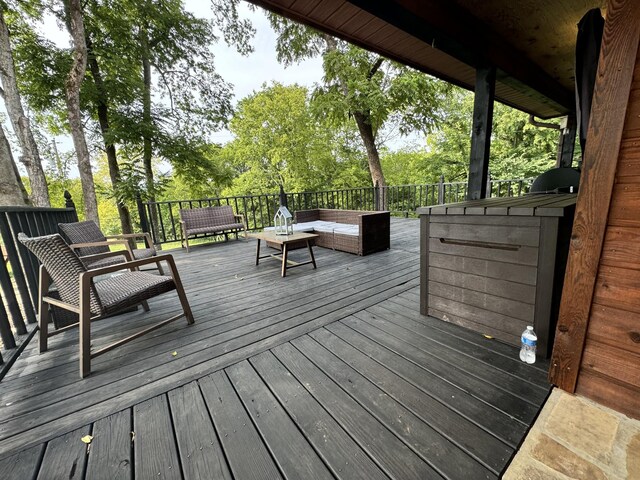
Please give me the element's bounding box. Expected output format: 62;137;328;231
168;203;177;242
10;213;39;306
0;213;38;326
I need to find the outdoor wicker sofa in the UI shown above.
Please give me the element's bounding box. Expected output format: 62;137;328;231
282;208;390;256
179;205;247;252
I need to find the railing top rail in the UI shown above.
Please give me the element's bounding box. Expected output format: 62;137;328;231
0;206;76;213
491;177;536;182
381;183;440;187
149;194;279;206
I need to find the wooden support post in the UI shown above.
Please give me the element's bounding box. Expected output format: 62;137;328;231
557;114;577;168
467;66;495;200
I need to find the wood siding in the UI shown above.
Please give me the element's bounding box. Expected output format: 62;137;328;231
573;41;640;419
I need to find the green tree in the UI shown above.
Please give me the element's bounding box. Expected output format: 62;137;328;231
11;0;253;229
222;82;349;195
0;5;49;206
268;15;448;188
424;87;558;182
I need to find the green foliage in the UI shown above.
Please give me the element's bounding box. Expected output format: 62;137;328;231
269;16;448;143
10;0;253;203
424;87;558;181
314;45;449;137
490;104;559;178
221;82;357;195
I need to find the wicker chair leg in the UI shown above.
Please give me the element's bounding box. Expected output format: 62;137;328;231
157;261;165;276
166;256;194;324
38;266;50;353
141;300;150;312
79;273;92;378
181;224;190;253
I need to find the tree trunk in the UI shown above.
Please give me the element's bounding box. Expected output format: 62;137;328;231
86;36;133;237
140;29;160;238
322;35;386;190
354;111;386;210
0;10;50;206
353;111;386;188
64;0;99;225
0;122;30;206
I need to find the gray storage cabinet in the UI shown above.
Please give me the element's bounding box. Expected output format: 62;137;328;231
417;194;576;358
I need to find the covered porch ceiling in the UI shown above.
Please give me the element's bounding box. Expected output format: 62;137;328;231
246;0;606;119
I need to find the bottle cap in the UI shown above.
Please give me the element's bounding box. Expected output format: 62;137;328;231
527;326;533;330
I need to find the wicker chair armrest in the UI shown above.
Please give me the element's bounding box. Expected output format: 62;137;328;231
234;213;247;229
105;232;151;241
69;240;128;250
78;249;133;263
105;232;155;251
84;254;173;280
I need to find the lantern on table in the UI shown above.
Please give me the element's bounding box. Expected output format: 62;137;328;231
274;206;294;235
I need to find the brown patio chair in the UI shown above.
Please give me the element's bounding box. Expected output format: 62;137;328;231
58;220;163;274
18;233;195;378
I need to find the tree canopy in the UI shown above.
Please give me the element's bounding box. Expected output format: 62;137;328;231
268;15;449;188
3;4;566;234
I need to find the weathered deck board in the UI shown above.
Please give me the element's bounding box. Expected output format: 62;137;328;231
37;426;89;480
200;371;283;480
227;360;333;480
293;333;496;479
0;219;552;479
251;351;390;480
133;395;181;480
266;343;441;479
167;381;231;480
84;410;131;480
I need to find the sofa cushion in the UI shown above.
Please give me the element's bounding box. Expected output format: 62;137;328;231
333;224;360;236
264;223;316;233
311;221;338;234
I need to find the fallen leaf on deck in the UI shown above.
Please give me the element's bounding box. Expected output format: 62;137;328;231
81;435;93;444
483;334;493;339
172;351;178;357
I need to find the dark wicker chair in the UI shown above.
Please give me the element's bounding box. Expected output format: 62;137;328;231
18;233;194;378
58;220;163;274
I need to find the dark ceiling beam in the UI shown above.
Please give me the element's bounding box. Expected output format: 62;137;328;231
347;0;575;112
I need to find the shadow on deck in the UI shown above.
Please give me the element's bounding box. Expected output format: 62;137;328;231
0;218;551;479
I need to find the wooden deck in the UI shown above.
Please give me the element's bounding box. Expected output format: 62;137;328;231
0;218;551;479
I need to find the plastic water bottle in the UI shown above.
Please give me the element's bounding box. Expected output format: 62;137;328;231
519;326;537;364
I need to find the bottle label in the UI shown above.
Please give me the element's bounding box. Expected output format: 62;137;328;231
521;337;536;347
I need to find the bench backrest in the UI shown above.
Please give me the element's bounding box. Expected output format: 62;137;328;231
180;205;236;229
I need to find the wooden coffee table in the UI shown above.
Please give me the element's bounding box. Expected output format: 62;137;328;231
250;231;319;277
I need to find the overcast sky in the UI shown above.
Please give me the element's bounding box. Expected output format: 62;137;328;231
183;0;325;143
